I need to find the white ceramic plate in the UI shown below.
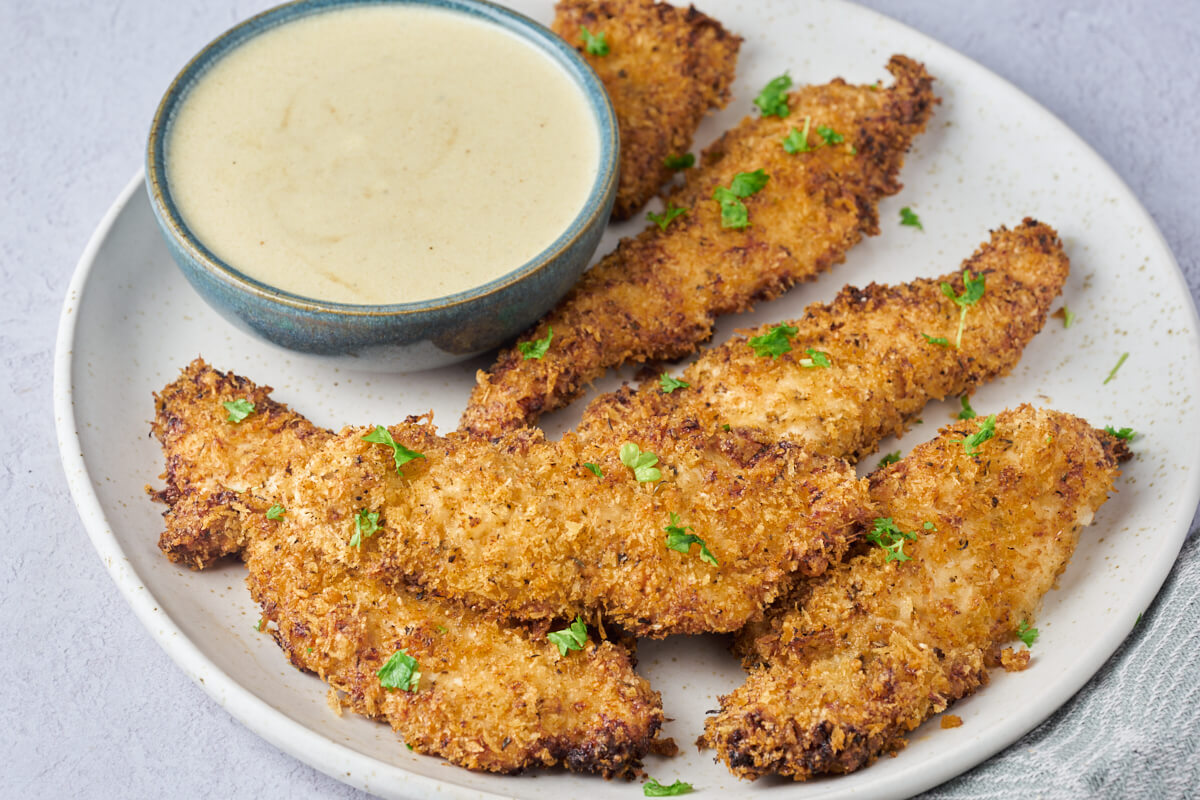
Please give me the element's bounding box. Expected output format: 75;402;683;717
55;1;1200;798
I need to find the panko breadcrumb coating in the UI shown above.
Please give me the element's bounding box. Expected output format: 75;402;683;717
699;406;1129;780
553;0;741;220
150;361;669;776
461;55;936;438
579;219;1068;461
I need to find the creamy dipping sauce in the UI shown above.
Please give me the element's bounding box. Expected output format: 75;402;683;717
167;5;600;305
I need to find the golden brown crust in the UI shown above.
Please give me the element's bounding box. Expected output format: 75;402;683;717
579;219;1069;460
699;406;1124;780
150;360;667;776
553;0;741;220
461;56;937;438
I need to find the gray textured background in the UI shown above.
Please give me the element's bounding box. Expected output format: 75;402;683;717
3;0;1197;797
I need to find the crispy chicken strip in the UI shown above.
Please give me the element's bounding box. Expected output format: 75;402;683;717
699;406;1128;780
150;361;669;776
553;0;741;220
461;56;936;438
580;219;1068;461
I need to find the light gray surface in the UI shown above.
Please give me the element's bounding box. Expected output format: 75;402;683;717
2;0;1197;797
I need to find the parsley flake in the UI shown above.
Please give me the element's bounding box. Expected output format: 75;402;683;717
940;268;987;348
867;517;918;563
644;777;695;796
816;125;844;145
957;395;977;420
580;26;609;56
923;521;936;530
350;508;379;550
1103;352;1129;385
664;512;718;566
922;333;951;347
877;451;901;469
713;170;769;229
1016;620;1039;647
362;426;426;475
517;326;553;360
798;347;831;368
664;153;695;170
619;442;662;482
378;649;421;691
957;414;997;456
900;206;924;231
583;462;603;477
748;323;798;359
223;398;255;423
782;116;812;153
647;203;687;231
547;616;589;657
254;618;264;631
659;373;690;393
1060;305;1077;328
753;73;792;118
1104;425;1135;441
266;504;285;520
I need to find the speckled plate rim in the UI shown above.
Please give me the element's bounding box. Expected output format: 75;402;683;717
56;2;1200;799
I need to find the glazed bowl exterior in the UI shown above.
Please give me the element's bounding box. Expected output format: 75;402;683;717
146;0;617;371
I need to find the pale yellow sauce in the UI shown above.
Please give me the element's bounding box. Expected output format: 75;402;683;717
168;5;599;305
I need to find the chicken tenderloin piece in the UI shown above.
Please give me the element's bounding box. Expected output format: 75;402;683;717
700;406;1129;780
461;56;937;438
553;0;741;220
150;361;669;776
580;219;1068;461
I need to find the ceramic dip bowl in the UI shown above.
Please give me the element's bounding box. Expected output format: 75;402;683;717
146;0;617;372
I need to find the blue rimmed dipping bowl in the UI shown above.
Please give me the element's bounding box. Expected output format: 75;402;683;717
146;0;617;372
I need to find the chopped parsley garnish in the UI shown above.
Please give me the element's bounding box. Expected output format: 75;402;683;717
223;398;255;423
583;462;603;477
647;203;687;231
816;124;844;145
1103;352;1129;385
517;326;553;360
580;26;609;56
782;116;812;153
644;777;695;796
659;373;690;393
1061;305;1076;328
753;73;792;117
730;169;770;196
940;268;987;348
900;206;924;230
266;504;285;520
547;616;589;656
254;618;264;631
867;517;918;563
922;333;951;347
923;521;936;530
362;426;426;475
350;508;379;549
957;395;977;420
877;451;901;468
1016;620;1039;647
958;414;997;456
713;170;769;229
721;424;731;431
664;512;718;566
378;649;421;691
619;442;662;482
664;153;695;170
748;323;798;359
799;348;831;368
1104;425;1135;441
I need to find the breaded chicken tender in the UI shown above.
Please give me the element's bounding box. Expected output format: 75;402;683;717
699;406;1128;780
580;220;1068;461
150;361;669;776
461;56;936;438
553;0;741;220
255;416;869;637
